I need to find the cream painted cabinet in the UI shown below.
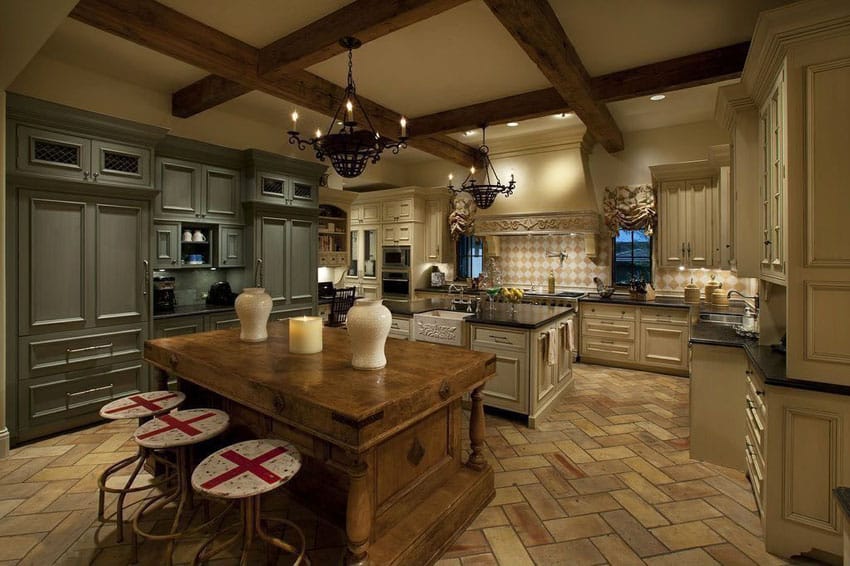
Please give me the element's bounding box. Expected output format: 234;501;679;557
638;323;689;372
659;177;719;269
382;197;417;223
388;316;411;340
471;327;528;415
758;65;787;284
351;203;380;225
381;222;413;246
345;224;380;299
425;198;449;262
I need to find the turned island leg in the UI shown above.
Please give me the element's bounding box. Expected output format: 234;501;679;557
345;458;372;566
155;368;168;391
467;385;488;471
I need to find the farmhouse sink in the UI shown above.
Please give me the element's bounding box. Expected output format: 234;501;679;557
412;310;473;347
698;313;744;326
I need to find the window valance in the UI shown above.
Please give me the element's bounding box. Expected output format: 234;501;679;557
603;185;657;235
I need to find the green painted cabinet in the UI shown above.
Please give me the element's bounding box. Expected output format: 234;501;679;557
218;226;245;268
154;157;242;223
153;221;181;269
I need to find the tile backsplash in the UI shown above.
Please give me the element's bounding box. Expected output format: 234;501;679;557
492;235;756;295
155;269;247;306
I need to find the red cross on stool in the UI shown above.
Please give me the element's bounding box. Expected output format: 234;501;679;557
190;439;307;565
130;409;230;566
96;390;186;543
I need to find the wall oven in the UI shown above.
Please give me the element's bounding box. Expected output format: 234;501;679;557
382;246;410;270
382;270;410;299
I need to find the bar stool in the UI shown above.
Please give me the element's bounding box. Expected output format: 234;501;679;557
97;390;186;541
190;439;306;565
131;408;230;565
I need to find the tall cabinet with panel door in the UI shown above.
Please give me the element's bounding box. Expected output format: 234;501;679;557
5;94;166;444
243;152;326;321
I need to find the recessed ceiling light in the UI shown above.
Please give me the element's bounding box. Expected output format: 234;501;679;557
506;122;519;127
649;94;666;101
463;130;475;136
553;112;571;119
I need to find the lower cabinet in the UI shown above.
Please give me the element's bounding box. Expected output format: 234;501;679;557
153;315;205;337
471;313;574;428
580;304;690;375
756;368;850;559
389;316;411;340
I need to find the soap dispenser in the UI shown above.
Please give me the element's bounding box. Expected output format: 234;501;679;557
547;270;556;294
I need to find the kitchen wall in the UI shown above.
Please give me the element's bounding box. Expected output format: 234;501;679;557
493;234;757;295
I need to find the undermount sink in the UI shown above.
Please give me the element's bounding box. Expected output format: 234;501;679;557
698;312;744;325
412;310;473;347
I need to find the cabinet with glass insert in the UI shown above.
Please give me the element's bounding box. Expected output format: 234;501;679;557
318;204;348;267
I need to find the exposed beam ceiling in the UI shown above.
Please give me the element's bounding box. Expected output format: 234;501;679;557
174;0;468;118
70;0;479;167
408;42;750;138
483;0;624;152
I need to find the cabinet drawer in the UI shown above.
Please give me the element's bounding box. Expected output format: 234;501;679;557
207;312;241;330
20;362;144;433
639;307;689;326
20;325;145;379
744;433;765;509
745;394;766;460
471;326;527;349
389;317;410;340
745;367;767;419
582;304;635;320
581;317;635;340
154;315;205;338
581;337;636;361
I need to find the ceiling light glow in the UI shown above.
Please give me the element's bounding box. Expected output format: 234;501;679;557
649;94;666;101
553;112;571;119
463;130;475;136
506;122;519;127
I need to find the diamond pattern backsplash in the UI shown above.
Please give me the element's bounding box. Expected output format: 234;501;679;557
494;235;756;294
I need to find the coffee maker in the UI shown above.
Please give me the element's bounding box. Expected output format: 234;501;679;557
153;276;176;314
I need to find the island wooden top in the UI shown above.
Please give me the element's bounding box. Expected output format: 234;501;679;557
144;322;496;453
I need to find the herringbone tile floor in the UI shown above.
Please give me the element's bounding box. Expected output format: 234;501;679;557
0;364;821;565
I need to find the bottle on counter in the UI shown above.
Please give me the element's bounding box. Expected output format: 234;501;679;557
547;270;556;294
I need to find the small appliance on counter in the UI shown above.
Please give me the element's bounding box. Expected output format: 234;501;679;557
206;281;237;306
153;276;176;314
318;282;335;300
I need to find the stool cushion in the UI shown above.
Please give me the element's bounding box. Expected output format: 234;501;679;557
191;439;301;499
133;408;229;449
100;390;186;420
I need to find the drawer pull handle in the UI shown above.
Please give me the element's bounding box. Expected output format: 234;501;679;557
601;340;614;344
65;343;114;362
65;383;114;409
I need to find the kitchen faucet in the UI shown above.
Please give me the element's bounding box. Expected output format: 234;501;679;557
727;290;759;311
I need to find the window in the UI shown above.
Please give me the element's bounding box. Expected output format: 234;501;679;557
456;235;484;280
612;229;652;285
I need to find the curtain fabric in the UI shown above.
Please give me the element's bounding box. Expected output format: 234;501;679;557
603;184;657;235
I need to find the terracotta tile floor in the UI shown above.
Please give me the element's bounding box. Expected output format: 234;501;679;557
0;364;825;565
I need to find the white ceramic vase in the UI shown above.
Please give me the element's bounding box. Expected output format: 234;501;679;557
346;298;391;370
235;287;272;342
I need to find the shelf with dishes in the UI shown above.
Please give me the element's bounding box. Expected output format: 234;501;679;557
318;205;348;268
153;221;245;270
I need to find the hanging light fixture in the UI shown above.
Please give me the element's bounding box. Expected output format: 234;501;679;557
447;125;516;209
287;37;407;178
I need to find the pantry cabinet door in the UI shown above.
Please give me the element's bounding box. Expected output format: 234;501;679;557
288;219;316;304
257;215;288;303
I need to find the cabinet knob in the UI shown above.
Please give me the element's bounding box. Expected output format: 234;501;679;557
83;171;90;180
764;240;771;245
171;260;177;265
92;172;99;180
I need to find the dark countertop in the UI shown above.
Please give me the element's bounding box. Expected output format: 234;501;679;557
385;298;452;316
416;287;588;300
580;294;693;309
744;343;850;396
834;487;850;520
153;303;236;320
690;322;756;348
466;303;573;329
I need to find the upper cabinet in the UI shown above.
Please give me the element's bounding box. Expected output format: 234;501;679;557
758;66;787;285
242;149;326;210
351;202;381;225
652;161;723;270
425;197;450;263
154;157;241;223
382;197;420;223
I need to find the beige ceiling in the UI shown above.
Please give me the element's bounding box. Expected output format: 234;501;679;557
25;0;796;165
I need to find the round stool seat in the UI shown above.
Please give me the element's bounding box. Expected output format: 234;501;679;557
134;408;229;449
100;390;186;420
192;439;301;499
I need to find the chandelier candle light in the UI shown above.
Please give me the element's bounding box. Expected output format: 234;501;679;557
448;125;516;209
287;37;408;178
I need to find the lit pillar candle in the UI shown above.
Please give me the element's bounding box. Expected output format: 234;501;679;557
290;110;298;131
289;316;323;354
346;100;354;122
400;116;407;137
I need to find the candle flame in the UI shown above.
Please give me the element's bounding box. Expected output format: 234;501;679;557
346;100;353;112
400;117;407;127
470;166;476;175
315;128;322;138
291;110;298;122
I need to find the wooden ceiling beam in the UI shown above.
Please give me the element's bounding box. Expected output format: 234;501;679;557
483;0;624;152
258;0;468;82
409;42;750;138
70;0;478;167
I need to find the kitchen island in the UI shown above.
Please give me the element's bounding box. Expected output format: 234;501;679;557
144;322;496;566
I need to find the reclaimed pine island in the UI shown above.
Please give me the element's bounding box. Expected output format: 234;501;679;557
144;322;496;566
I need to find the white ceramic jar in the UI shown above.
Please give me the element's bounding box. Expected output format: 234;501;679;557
346;298;392;370
235;287;272;342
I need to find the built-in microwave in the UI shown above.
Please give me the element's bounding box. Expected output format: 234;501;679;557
382;246;410;269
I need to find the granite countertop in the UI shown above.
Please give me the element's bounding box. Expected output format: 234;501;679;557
466;303;573;329
742;343;850;396
834;487;850;520
153;303;237;320
385;298;453;316
417;286;588;300
690;322;756;348
580;294;693;309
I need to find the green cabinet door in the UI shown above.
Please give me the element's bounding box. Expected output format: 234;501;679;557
91;139;152;187
153;221;181;269
257;215;288;302
155;157;201;218
218;226;244;268
203;165;242;222
289;218;316;304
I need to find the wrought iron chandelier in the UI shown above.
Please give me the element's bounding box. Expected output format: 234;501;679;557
287;37;407;178
448;126;516;209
